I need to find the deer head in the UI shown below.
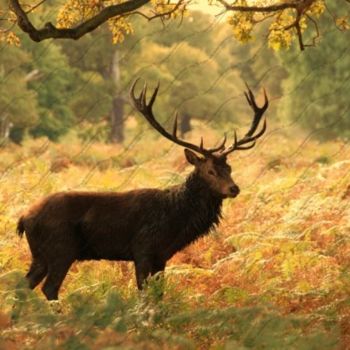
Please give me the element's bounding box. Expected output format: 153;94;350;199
130;79;268;199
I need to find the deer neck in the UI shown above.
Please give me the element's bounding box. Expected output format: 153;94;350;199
182;170;223;214
159;171;223;260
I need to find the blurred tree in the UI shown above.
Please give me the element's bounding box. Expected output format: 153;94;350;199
152;10;216;55
59;25;143;143
0;45;38;144
222;21;288;123
137;38;245;135
21;39;76;141
1;1;348;145
278;1;350;139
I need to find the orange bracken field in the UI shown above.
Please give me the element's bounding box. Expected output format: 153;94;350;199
0;125;349;349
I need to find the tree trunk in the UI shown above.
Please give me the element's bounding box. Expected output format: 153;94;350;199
0;114;13;144
110;96;124;143
109;49;124;143
180;112;192;136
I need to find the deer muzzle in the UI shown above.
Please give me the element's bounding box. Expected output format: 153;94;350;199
227;184;240;198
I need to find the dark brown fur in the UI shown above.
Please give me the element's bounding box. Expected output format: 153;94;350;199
18;154;239;300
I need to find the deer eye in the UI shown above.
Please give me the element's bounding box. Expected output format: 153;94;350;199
208;170;216;176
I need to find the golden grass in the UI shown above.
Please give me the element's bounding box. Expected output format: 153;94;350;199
0;125;349;349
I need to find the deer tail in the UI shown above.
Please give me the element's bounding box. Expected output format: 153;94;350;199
17;216;26;238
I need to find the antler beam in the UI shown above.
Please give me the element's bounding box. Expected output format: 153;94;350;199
130;79;268;158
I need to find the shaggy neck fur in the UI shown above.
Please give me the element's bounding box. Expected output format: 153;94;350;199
162;170;223;258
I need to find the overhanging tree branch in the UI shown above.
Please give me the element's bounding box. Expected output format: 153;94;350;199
9;0;150;42
218;0;317;51
8;0;348;50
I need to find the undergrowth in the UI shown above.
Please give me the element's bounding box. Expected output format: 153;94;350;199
0;126;349;349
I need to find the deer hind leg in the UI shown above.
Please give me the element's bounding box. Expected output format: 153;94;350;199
42;258;74;300
151;259;166;283
26;259;47;289
151;259;166;276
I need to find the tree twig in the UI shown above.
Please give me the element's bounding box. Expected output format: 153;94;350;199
25;0;47;14
305;14;320;47
295;19;305;50
216;0;299;13
130;0;187;21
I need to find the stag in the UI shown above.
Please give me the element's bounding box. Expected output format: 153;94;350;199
17;80;268;300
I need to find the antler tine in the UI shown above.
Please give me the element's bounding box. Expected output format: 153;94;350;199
236;140;256;151
220;130;236;156
141;82;147;107
200;137;204;150
243;83;268;138
236;117;267;146
130;78;141;103
220;85;268;157
244;82;255;108
206;134;227;153
217;134;227;151
172;112;178;137
148;81;160;109
251;117;267;140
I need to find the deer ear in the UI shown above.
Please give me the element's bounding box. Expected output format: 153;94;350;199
184;149;201;165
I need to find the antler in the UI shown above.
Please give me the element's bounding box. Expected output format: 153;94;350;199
130;79;227;157
220;83;268;157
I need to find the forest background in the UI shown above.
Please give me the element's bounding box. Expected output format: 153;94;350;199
0;0;350;349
